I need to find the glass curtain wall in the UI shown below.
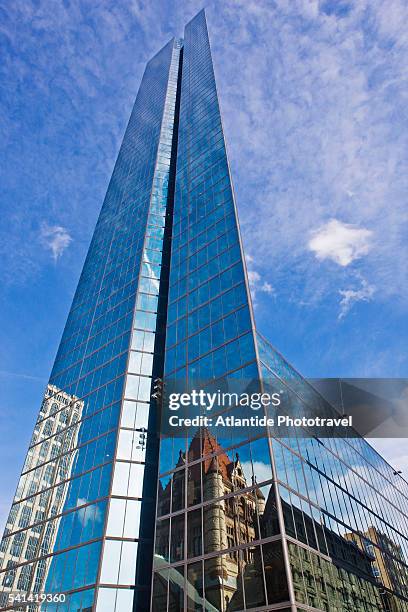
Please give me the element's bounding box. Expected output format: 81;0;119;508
152;11;290;612
95;39;182;612
1;7;408;612
258;333;408;611
0;38;179;612
152;10;408;612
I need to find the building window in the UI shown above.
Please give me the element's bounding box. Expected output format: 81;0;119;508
2;562;16;588
10;532;25;557
17;564;32;591
18;506;32;529
25;536;38;560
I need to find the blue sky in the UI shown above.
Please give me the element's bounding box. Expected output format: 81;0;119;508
0;0;407;531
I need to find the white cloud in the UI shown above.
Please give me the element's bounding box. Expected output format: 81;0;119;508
339;277;375;319
261;281;274;294
368;438;408;485
40;224;72;261
0;370;46;382
77;498;103;526
308;219;373;267
246;258;275;303
208;0;408;313
241;460;273;489
247;270;261;284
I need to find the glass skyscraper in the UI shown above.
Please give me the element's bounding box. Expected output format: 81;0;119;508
1;9;408;612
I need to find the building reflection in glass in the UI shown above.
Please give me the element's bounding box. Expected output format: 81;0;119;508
154;429;288;611
153;426;408;612
1;7;408;612
0;385;104;611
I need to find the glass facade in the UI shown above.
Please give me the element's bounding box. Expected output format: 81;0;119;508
0;35;181;612
1;8;408;612
151;10;408;612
